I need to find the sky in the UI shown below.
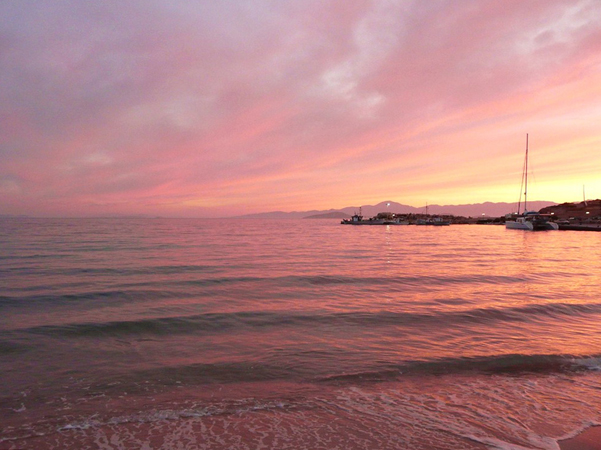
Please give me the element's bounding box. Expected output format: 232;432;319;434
1;0;601;217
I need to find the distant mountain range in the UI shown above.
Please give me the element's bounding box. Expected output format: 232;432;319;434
236;200;557;219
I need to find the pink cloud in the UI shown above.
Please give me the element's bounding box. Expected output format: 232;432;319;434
1;0;601;217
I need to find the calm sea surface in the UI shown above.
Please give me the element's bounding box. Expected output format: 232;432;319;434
1;218;601;449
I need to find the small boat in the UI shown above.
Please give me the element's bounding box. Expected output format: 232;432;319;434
341;211;365;225
505;135;558;231
416;216;450;226
341;208;380;225
341;209;410;225
429;216;450;226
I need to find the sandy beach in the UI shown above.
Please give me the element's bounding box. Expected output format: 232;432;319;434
559;426;601;450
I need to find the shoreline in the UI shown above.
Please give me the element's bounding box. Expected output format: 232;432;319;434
559;426;601;450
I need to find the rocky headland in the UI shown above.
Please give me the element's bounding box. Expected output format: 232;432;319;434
540;200;601;220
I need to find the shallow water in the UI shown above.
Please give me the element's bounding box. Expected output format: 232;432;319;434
1;218;601;449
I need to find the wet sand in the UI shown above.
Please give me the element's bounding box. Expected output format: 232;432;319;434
559;426;601;450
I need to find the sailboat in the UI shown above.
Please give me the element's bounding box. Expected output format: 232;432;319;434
505;135;558;231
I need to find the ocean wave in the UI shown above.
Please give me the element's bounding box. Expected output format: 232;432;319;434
0;289;185;307
273;274;526;287
133;361;294;384
78;353;601;386
54;397;296;432
0;273;526;299
317;353;601;383
11;301;601;338
0;340;28;355
1;264;223;277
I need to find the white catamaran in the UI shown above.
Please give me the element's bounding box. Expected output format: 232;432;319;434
505;135;558;231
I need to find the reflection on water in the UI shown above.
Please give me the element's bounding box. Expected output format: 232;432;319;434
1;218;601;449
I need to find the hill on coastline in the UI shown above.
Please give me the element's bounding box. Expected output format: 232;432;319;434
304;212;351;219
540;200;601;219
236;200;557;219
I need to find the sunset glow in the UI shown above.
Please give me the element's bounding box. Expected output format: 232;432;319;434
1;1;601;217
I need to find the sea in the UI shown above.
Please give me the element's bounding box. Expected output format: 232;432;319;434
1;217;601;450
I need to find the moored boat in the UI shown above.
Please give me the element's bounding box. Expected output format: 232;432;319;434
506;211;558;230
505;135;558;231
416;216;450;226
341;210;411;225
341;212;365;224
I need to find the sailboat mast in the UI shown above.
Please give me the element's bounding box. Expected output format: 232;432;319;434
524;134;528;212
